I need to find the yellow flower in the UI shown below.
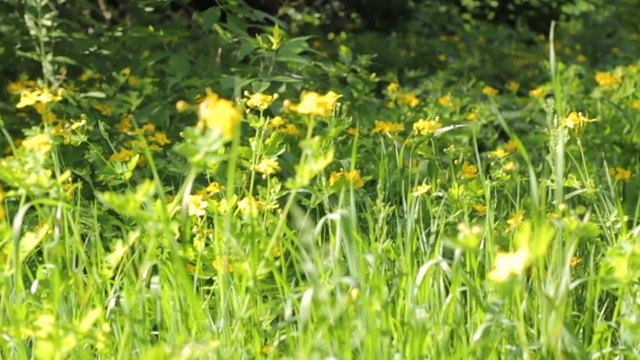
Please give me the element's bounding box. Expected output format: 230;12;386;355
372;120;404;134
507;211;525;228
148;131;171;145
503;161;517;172
506;140;518;151
109;148;133;162
16;88;64;108
116;115;133;133
411;184;431;196
205;182;225;195
127;76;140;86
267;116;285;128
346;127;358;136
570;256;582;268
22;133;53;154
482;86;499;97
486;249;529;282
329;169;364;189
286;90;341;116
461;161;478;179
529;87;545;98
197;91;242;139
238;196;261;216
245;92;278;111
387;82;400;91
175;100;190;113
7;79;37;93
560;111;597;133
595;71;622;88
576;54;587;62
506;81;520;92
437;54;447;62
413;118;442;135
490;148;509;159
438;93;453;107
473;203;487;215
609;167;631;180
399;93;420;107
279;124;302;137
466;111;477;121
187;194;208;217
212;256;234;273
251;158;281;177
93;103;112;116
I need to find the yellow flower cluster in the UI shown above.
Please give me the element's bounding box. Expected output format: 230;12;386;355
285;90;341;116
16;88;64;109
609;167;631;180
329;168;364;189
251;158;281;178
560;111;597;133
595;71;622;88
460;161;479;179
197;91;242;139
413;117;442;135
245;92;278;111
372;121;404;134
482;86;499;97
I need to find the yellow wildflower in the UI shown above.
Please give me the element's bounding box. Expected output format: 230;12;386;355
503;161;517;172
197;91;242;139
437;54;447;62
93;103;112;116
529;87;545;98
387;82;400;91
372;121;404;134
286;90;341;116
128;76;140;86
399;93;420;107
238;196;261;216
175;100;190;113
187;194;208;217
329;169;364;189
576;54;587;62
251;158;281;177
346;127;359;136
438;93;453;107
7;79;37;93
507;211;525;228
22;133;53;154
482;86;499;97
609;167;631;180
570;256;581;268
109;148;133;162
411;184;432;196
267;116;285;128
148;131;171;145
560;111;597;133
506;139;518;151
116;115;133;133
506;81;520;92
212;256;234;273
466;111;477;121
595;71;622;88
486;249;529;282
245;92;278;111
490;148;509;159
461;161;478;179
16;88;64;108
205;182;224;194
279;124;302;137
473;203;487;215
413;118;442;135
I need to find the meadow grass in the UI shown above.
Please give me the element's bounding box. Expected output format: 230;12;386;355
2;1;640;359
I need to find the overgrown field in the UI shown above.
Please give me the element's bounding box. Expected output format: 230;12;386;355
1;0;640;359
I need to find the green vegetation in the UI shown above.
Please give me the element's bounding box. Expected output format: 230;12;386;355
1;0;640;358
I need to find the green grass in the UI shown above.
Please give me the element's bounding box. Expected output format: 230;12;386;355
2;0;640;359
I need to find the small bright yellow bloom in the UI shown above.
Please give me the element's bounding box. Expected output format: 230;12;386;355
286;90;341;116
16;88;64;108
570;256;582;268
490;148;509;159
346;127;358;136
507;211;525;228
197;91;242;139
238;196;261;216
609;167;631;180
372;120;404;134
506;81;520;92
482;86;499;97
212;256;234;273
506;140;518;151
267;116;285;128
148;131;171;145
399;93;420;107
466;111;477;121
561;111;597;133
413;118;442;135
279;124;302;137
503;161;517;171
487;249;529;282
473;203;487;215
329;169;364;189
595;71;622;88
116;115;133;133
109;148;133;162
245;92;278;111
411;184;432;196
461;161;478;179
387;82;400;91
438;93;453;107
251;158;280;177
529;87;545;98
175;100;190;113
22;133;53;154
187;194;208;217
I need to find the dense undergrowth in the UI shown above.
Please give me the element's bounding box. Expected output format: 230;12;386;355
1;0;640;358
